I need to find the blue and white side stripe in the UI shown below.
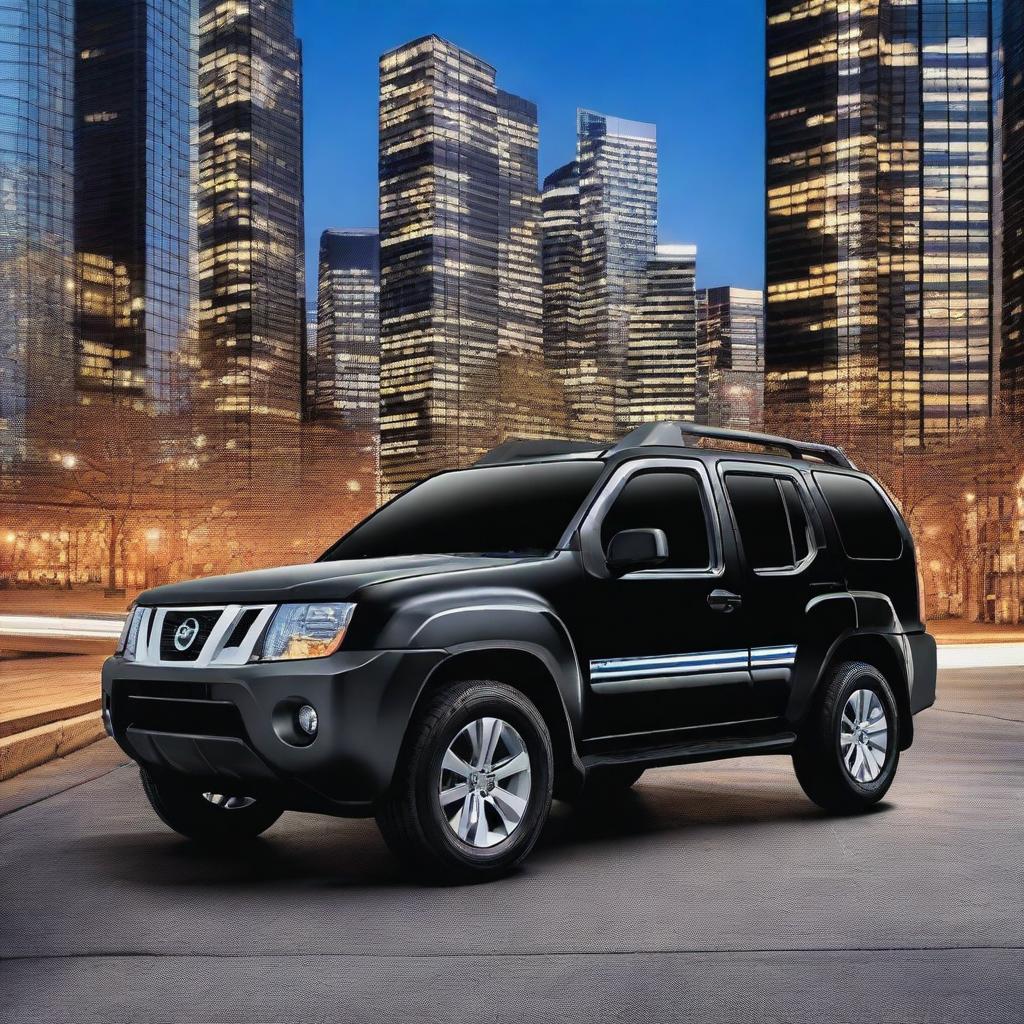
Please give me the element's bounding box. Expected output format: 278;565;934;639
750;644;798;668
590;644;797;682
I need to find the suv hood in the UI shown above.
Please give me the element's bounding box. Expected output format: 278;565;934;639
137;554;533;607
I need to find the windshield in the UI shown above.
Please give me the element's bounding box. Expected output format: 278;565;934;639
322;461;604;560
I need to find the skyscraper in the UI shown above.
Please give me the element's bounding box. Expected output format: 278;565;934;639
541;111;658;440
497;90;543;363
541;161;582;382
315;229;379;432
74;0;196;414
765;0;998;447
197;0;305;468
623;245;698;427
0;0;75;472
696;287;765;431
577;110;658;438
378;36;543;498
1003;0;1024;421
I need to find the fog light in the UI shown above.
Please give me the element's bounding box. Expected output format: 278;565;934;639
296;704;318;738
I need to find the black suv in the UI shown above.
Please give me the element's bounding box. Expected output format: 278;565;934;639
102;422;936;880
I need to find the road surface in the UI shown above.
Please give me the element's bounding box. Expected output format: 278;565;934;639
1;666;1021;1023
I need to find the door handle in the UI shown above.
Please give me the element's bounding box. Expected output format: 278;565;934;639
707;589;742;613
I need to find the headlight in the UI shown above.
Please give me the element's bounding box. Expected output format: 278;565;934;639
117;605;144;660
258;602;356;661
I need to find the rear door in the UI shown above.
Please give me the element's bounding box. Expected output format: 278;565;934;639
719;463;837;717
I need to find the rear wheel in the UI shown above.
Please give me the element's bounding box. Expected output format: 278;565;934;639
140;768;283;841
376;679;553;882
793;660;900;813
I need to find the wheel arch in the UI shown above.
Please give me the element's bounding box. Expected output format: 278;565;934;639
820;632;913;749
418;645;585;799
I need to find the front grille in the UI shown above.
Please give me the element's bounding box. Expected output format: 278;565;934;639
159;609;223;661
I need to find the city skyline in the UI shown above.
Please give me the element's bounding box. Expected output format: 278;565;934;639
1;1;1022;625
296;0;764;296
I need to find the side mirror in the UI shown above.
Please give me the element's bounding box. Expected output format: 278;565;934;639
606;528;669;574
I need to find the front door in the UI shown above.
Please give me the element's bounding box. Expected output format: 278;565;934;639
571;459;751;739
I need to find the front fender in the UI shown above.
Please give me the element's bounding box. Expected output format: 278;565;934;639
374;587;584;735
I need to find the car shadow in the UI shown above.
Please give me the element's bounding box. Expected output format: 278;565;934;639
89;773;893;891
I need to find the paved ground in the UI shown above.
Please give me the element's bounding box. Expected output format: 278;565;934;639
0;667;1021;1023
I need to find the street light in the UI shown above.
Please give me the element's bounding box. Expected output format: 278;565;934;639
60;453;77;470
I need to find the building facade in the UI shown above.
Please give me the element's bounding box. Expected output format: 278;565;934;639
1003;0;1024;421
378;36;543;498
0;0;76;473
576;110;658;439
74;0;196;415
765;0;999;448
197;0;305;470
541;161;582;382
623;245;698;427
696;286;765;430
314;229;379;432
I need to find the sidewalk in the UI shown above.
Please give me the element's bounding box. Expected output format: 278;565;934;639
0;652;106;781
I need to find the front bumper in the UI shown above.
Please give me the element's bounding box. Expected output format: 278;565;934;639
102;648;447;815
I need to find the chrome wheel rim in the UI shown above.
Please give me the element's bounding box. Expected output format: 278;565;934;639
202;793;257;810
439;716;532;849
840;688;889;784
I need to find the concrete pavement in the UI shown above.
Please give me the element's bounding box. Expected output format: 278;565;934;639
1;666;1022;1023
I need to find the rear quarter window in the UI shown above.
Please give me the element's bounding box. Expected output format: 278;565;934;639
814;472;904;560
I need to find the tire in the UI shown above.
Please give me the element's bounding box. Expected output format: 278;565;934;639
793;660;901;813
583;764;645;796
140;768;283;842
376;679;554;883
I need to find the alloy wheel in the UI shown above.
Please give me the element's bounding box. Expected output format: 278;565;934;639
840;688;889;784
438;716;532;849
202;793;257;810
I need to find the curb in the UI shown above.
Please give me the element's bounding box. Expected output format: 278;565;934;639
0;711;106;782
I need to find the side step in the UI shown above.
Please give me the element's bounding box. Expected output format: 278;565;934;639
582;731;797;772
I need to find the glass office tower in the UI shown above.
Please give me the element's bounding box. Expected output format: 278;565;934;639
1003;0;1024;421
0;0;75;473
197;0;305;469
74;0;196;415
696;286;765;431
541;161;582;381
378;36;543;499
765;0;997;447
623;245;698;427
315;229;379;432
577;110;658;438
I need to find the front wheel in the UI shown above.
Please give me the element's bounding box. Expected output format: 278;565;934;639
140;768;283;841
793;660;901;813
376;679;553;882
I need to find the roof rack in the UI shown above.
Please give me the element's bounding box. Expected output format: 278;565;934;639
473;438;606;466
609;421;856;469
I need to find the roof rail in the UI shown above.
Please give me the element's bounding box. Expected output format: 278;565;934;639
473;438;606;466
609;421;856;469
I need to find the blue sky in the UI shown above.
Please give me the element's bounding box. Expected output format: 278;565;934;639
295;0;765;299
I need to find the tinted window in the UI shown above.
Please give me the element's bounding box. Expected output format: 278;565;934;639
779;478;811;562
815;472;903;559
323;461;603;559
600;471;711;570
726;473;795;570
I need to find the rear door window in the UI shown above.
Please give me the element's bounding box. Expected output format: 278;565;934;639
779;478;811;563
814;473;903;560
725;474;796;571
